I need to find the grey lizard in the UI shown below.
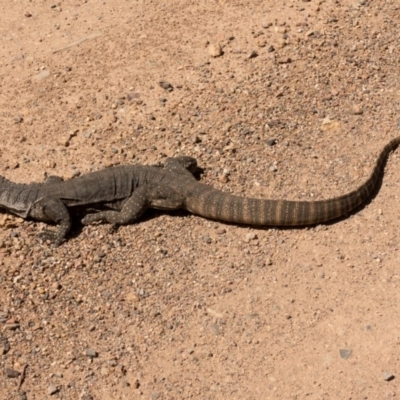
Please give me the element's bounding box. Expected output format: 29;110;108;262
0;136;399;246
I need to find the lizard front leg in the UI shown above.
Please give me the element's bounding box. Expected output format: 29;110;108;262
30;197;72;246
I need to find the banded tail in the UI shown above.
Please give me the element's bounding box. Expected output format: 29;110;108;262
185;136;400;226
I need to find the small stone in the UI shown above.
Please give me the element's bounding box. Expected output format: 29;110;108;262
203;235;212;244
208;43;223;57
158;80;173;92
261;21;272;29
125;292;140;302
33;70;51;81
269;165;278;172
339;349;352;359
3;323;20;331
266;138;277;146
121;379;130;387
267;45;275;53
48;385;59;395
5;367;20;378
274;26;287;34
210;323;220;335
248;50;258;59
14;116;23;124
244;232;257;242
277;57;291;64
257;39;267;48
85;348;98;358
19;391;28;400
383;371;395;381
351;104;363;115
276;37;287;48
24;11;32;17
191;135;201;144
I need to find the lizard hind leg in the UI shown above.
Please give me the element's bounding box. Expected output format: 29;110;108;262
81;185;150;226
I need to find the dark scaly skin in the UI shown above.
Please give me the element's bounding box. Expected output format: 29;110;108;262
0;136;399;245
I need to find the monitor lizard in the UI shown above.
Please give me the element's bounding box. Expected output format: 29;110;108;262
0;136;399;246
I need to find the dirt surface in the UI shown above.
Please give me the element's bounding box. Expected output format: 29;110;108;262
1;0;400;399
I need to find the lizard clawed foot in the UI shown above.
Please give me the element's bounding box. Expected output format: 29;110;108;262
81;214;102;225
108;224;119;234
38;230;63;247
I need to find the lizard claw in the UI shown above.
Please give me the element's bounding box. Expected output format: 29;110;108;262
108;224;119;234
38;230;63;247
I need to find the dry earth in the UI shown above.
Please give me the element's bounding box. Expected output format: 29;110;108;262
0;0;400;399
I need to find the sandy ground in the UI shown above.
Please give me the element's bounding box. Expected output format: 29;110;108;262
0;0;400;399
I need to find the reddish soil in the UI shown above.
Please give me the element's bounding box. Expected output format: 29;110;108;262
1;1;400;399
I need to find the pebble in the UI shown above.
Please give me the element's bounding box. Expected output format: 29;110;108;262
52;282;61;290
210;323;220;335
277;57;291;64
24;11;32;17
244;232;258;242
219;174;229;183
191;135;201;144
208;43;223;57
120;379;130;387
339;349;352;359
351;104;363;115
85;348;98;358
274;26;287;34
248;50;258;59
33;70;50;81
125;292;140;302
48;385;59;395
269;165;278;172
266;138;277;146
158;80;173;92
203;235;212;244
3;323;20;331
383;371;395;381
5;367;20;378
